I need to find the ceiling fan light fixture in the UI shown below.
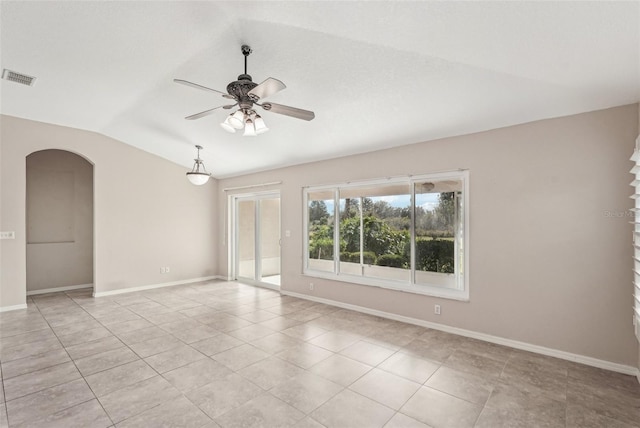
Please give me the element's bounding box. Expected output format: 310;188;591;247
228;110;245;129
254;115;269;135
220;116;236;133
175;45;315;136
186;145;211;185
243;118;257;137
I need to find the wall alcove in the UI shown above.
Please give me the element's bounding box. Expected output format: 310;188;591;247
26;149;94;295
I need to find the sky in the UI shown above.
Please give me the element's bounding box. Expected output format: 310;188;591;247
317;193;440;214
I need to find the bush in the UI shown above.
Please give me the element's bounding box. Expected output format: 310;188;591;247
415;238;454;273
417;230;454;239
340;251;376;265
309;237;334;260
340;216;409;257
377;254;407;268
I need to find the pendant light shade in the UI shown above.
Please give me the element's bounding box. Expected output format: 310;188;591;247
228;110;245;129
186;172;210;185
220;116;236;133
186;145;211;185
254;114;269;135
243;118;257;137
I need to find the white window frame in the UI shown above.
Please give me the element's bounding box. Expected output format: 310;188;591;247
303;170;470;301
631;137;640;342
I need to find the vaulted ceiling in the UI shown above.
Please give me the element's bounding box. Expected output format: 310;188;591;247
1;1;638;177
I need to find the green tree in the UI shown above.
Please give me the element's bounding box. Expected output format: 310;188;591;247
362;216;407;256
341;198;360;219
309;200;329;225
308;223;334;260
339;216;361;253
434;192;455;234
339;215;408;263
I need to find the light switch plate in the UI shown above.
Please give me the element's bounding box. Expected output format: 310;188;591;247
0;231;16;239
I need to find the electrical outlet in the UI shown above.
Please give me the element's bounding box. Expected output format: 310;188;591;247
160;267;165;274
165;267;170;273
0;231;15;239
434;304;441;315
309;283;314;291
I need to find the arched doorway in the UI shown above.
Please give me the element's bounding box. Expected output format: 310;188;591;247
26;150;94;295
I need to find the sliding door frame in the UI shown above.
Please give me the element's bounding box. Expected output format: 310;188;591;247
229;190;281;290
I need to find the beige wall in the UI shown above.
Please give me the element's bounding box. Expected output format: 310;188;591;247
26;150;94;291
218;104;639;366
2;105;637;367
1;115;218;307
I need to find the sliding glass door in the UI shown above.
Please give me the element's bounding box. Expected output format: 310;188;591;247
234;193;281;288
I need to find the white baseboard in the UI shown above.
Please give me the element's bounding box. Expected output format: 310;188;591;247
281;290;640;377
215;275;233;281
27;284;93;296
0;303;28;313
93;276;218;297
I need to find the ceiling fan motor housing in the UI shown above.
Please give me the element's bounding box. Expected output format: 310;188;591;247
227;75;258;110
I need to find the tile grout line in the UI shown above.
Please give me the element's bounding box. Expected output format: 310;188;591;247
72;290;214;427
13;292;117;428
76;287;258;427
121;287;326;425
1;363;8;427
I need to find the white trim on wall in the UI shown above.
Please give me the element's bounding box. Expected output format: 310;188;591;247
0;303;28;313
26;283;93;296
93;276;218;297
281;290;640;377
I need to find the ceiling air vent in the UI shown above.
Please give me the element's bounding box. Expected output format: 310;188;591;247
2;69;36;86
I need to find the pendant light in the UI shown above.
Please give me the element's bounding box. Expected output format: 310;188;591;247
186;145;211;185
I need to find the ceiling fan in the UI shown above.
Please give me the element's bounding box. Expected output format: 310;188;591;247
174;45;315;136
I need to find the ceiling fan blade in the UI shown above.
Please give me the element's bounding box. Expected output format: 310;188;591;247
185;104;236;120
174;79;235;99
248;78;286;100
262;102;315;121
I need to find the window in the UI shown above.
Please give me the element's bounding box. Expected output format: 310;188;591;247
304;171;469;300
307;190;335;273
631;143;640;342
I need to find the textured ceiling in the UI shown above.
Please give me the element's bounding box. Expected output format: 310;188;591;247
1;1;638;178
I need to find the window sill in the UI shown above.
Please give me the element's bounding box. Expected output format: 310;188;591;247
302;269;469;302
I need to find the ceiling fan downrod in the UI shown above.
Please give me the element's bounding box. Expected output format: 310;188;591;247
226;45;257;112
242;45;252;74
237;45;253;82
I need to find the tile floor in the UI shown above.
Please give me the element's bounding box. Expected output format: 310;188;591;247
0;281;639;428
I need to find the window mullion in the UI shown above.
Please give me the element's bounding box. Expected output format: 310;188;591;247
334;189;340;275
454;190;459;288
410;183;416;286
359;196;364;275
